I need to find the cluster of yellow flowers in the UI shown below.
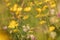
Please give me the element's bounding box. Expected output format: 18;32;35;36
5;0;56;33
8;20;18;28
10;4;22;15
10;4;32;12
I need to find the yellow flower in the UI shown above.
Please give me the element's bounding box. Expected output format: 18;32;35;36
49;1;55;4
50;3;56;8
42;5;48;11
38;2;43;5
39;20;46;24
24;7;31;12
28;2;34;6
50;1;56;8
13;4;18;11
49;26;55;32
15;7;22;15
34;1;38;4
10;4;18;12
23;15;29;20
35;1;43;5
6;3;11;7
8;20;18;28
36;8;41;12
17;7;22;12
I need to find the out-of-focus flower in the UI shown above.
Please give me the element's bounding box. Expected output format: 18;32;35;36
34;1;42;6
50;9;55;15
10;4;18;12
27;34;35;40
23;15;29;20
15;7;22;15
29;2;34;6
22;25;26;28
6;3;11;7
26;24;30;30
24;7;31;12
8;20;18;28
49;32;57;39
3;26;7;30
17;7;22;12
50;3;56;8
13;4;18;11
50;1;56;8
50;17;59;23
49;26;55;32
39;20;46;24
22;25;30;32
23;28;28;32
30;34;35;40
9;30;13;34
22;25;28;32
57;13;60;18
42;5;48;11
36;8;41;12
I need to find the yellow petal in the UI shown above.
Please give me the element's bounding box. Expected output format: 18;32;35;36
50;4;56;8
8;20;18;28
36;8;41;12
17;7;22;12
39;20;46;24
13;4;18;11
49;26;55;32
24;7;31;12
42;5;48;11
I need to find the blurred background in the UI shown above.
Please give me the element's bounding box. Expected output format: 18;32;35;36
0;0;60;40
